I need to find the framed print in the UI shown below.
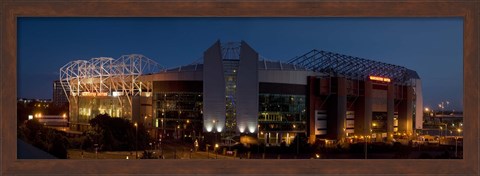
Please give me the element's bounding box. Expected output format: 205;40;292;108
1;1;479;175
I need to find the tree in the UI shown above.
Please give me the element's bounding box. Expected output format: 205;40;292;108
47;130;69;158
18;119;69;159
87;113;150;151
140;150;158;159
289;133;310;154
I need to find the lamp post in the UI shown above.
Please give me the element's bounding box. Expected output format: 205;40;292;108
186;119;190;141
206;144;210;159
438;101;449;120
455;128;462;158
365;129;372;159
176;125;180;140
160;118;164;158
194;139;199;152
455;135;458;158
438;103;442;116
424;107;430;121
134;122;138;159
159;138;163;158
444;123;447;137
215;143;219;159
213;119;217;144
293;124;299;156
161;118;164;137
439;126;443;137
364;135;367;159
94;143;98;159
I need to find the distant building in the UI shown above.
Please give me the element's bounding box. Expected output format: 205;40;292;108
423;111;463;128
59;40;422;145
52;80;69;107
17;98;52;122
18;98;51;103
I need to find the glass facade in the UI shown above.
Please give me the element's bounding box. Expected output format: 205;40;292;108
372;112;387;133
258;94;306;145
70;96;129;131
153;92;203;139
223;60;239;134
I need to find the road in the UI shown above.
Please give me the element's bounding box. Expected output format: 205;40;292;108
68;140;236;159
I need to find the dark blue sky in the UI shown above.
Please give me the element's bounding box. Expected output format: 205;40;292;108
18;17;463;111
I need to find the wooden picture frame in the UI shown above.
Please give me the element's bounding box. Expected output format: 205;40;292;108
1;1;478;175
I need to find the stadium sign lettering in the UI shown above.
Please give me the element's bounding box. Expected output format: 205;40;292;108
369;76;391;83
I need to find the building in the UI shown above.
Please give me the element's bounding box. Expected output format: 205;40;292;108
59;40;422;145
288;50;423;143
422;110;463;136
17;98;53;123
59;55;162;131
52;80;69;107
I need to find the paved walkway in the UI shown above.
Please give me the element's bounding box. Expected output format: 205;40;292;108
68;149;236;159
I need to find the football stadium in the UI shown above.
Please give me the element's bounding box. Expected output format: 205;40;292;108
59;40;422;145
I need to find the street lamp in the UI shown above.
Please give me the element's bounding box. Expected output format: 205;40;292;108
159;138;162;158
439;126;443;137
438;101;449;116
365;129;372;159
215;143;219;159
134;122;138;159
213;119;217;133
443;123;447;137
194;139;199;152
94;143;98;159
455;128;462;158
176;125;180;139
212;119;217;144
206;144;211;159
364;135;367;159
161;118;164;137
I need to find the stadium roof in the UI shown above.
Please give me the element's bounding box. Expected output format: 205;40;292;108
164;41;420;85
288;49;420;84
165;41;309;72
165;60;309;72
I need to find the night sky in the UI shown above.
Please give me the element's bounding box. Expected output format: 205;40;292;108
17;17;463;111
